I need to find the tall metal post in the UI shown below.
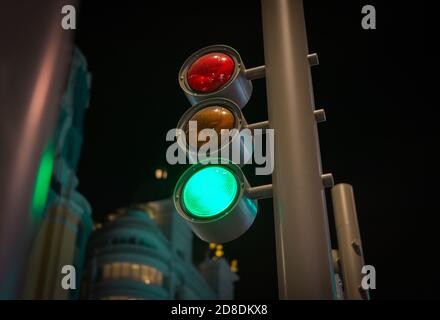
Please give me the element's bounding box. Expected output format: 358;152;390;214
0;0;76;298
261;0;335;299
331;184;368;300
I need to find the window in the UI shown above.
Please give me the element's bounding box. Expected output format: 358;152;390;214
112;262;121;278
121;263;130;278
103;264;111;279
131;264;140;279
100;262;163;286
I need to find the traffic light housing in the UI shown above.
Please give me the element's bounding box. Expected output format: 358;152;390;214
179;45;253;108
175;98;253;165
173;160;257;243
173;44;271;244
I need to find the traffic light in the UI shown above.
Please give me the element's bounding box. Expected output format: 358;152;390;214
178;45;253;108
171;2;367;300
172;45;272;244
173;160;257;243
175;98;253;165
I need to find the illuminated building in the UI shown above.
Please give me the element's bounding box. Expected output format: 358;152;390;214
199;256;238;300
82;199;238;300
23;48;93;299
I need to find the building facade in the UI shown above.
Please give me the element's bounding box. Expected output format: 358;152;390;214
83;199;238;300
23;48;93;299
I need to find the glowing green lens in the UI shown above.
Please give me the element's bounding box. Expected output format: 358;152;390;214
182;166;238;218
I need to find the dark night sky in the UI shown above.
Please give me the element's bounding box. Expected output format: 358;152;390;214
75;1;432;299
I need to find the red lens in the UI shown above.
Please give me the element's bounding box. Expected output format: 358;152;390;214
187;52;235;93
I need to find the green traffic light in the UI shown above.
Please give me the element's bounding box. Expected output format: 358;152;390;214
182;165;239;218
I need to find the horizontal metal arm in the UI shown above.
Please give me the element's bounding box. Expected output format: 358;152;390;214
307;53;319;66
314;109;326;123
245;65;266;80
246;120;270;131
246;184;273;200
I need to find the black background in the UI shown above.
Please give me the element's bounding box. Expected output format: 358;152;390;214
75;0;432;299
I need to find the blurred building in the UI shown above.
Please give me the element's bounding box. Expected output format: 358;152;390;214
199;257;237;300
23;48;93;299
82;199;238;300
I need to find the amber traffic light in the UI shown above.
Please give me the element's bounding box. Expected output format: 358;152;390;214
185;106;235;148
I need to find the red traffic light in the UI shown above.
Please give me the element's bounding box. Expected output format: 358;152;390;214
179;45;252;109
187;52;235;93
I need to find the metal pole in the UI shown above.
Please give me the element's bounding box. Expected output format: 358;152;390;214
331;184;368;300
0;0;76;298
261;0;335;299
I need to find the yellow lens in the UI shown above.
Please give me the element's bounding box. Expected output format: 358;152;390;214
187;106;235;148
